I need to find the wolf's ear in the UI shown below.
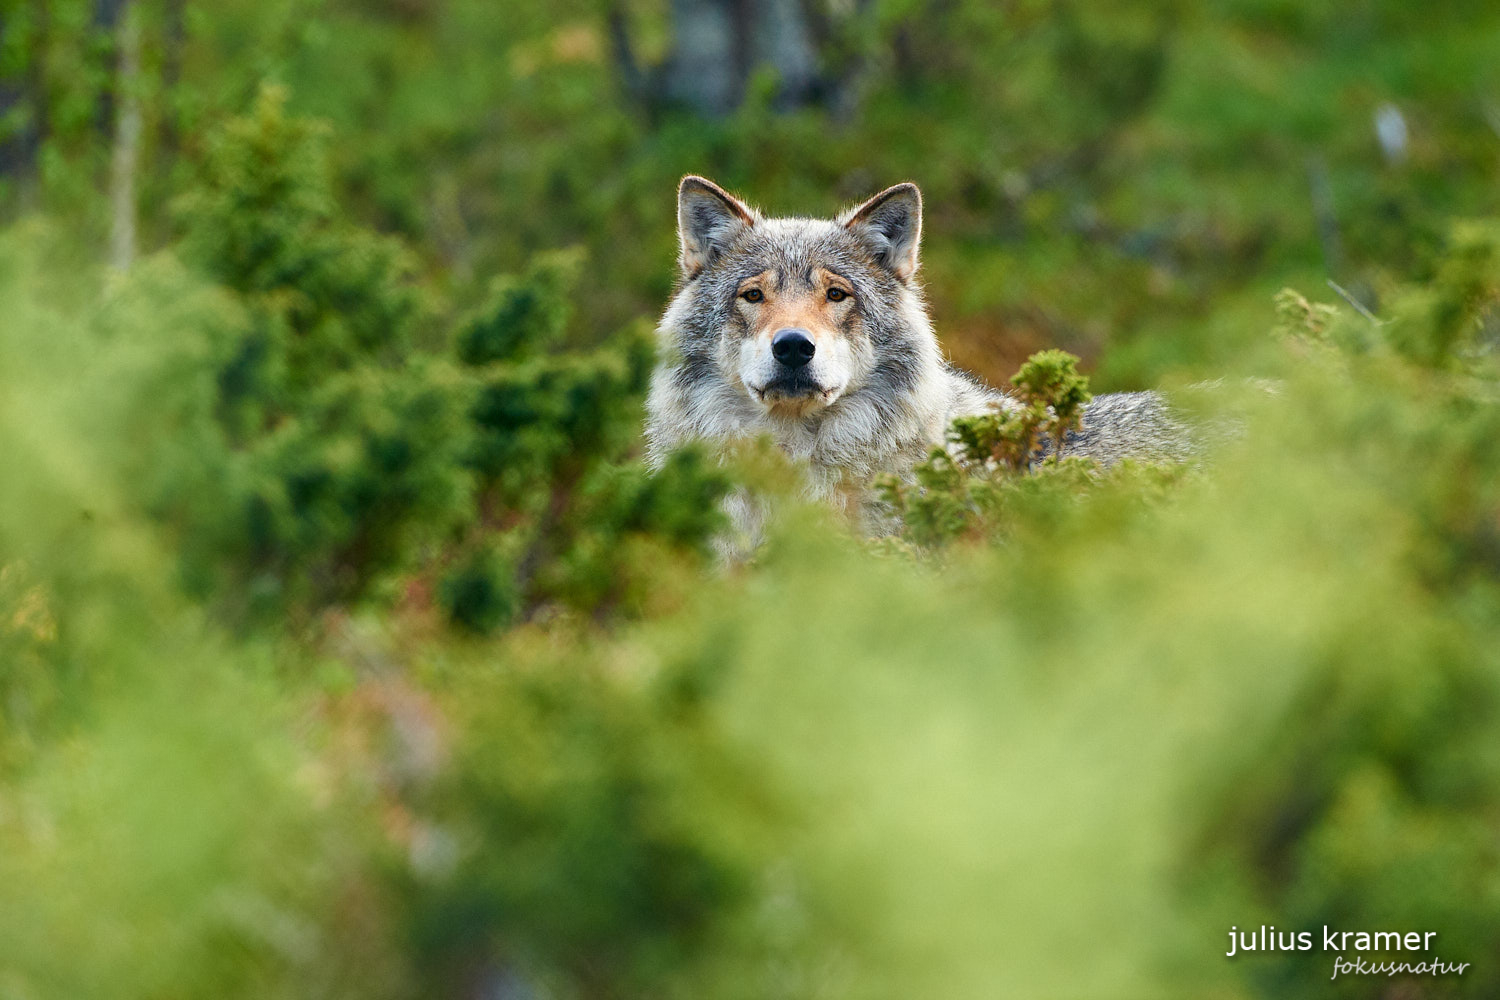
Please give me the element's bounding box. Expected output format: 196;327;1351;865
842;183;923;281
678;176;757;278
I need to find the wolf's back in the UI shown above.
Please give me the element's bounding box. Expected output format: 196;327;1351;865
1062;390;1194;465
944;368;1193;467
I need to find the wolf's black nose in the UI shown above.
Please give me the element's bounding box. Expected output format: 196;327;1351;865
771;329;816;368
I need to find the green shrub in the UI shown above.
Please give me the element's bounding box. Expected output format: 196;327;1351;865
138;91;729;627
456;250;581;366
439;542;519;634
879;349;1114;549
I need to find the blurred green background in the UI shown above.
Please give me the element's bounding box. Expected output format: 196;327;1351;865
3;1;1500;998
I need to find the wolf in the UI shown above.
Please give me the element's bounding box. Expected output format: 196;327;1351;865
645;176;1190;531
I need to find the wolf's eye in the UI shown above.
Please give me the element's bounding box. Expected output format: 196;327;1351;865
827;287;850;302
741;289;764;303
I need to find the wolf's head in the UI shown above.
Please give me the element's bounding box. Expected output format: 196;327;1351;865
667;176;934;421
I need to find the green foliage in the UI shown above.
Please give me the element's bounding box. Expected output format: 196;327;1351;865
456;249;581;365
453;300;721;628
7;4;1500;1000
882;349;1104;548
448;273;727;625
1009;349;1094;445
875;447;975;549
1278;218;1500;369
465;327;653;502
404;652;750;997
131;94;728;627
0;559;59;770
181;85;425;369
580;448;733;550
947;408;1034;473
439;542;519;634
1274;287;1340;343
527;448;731;615
950;348;1093;471
1383;219;1500;366
146;87;472;615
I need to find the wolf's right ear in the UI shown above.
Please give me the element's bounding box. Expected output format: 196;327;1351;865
678;176;757;279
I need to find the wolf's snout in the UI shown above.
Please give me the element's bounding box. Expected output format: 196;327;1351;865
771;329;816;369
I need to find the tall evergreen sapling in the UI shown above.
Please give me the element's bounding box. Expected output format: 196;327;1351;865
164;86;472;616
150;88;733;629
450;256;730;628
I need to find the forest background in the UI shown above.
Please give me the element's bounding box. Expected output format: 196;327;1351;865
3;1;1500;998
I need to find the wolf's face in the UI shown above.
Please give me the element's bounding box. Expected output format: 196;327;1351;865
671;176;927;421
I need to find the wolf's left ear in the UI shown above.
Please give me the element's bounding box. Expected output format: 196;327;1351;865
678;176;757;279
842;183;923;281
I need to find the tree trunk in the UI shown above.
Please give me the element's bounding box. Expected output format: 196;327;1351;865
658;0;821;117
661;0;742;117
749;0;818;109
161;0;187;158
108;0;141;272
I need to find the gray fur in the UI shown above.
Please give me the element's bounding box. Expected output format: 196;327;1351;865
1046;390;1194;466
646;177;1191;529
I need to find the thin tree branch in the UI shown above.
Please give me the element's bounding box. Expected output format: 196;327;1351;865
1327;280;1382;325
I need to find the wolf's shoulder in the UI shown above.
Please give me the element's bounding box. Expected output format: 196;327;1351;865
939;365;1011;422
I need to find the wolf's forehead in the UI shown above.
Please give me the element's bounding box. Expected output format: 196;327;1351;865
731;218;865;276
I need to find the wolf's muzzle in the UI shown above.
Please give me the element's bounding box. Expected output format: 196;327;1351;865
760;370;823;400
771;328;816;369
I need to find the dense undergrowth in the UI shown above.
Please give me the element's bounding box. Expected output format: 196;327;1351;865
4;2;1500;998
